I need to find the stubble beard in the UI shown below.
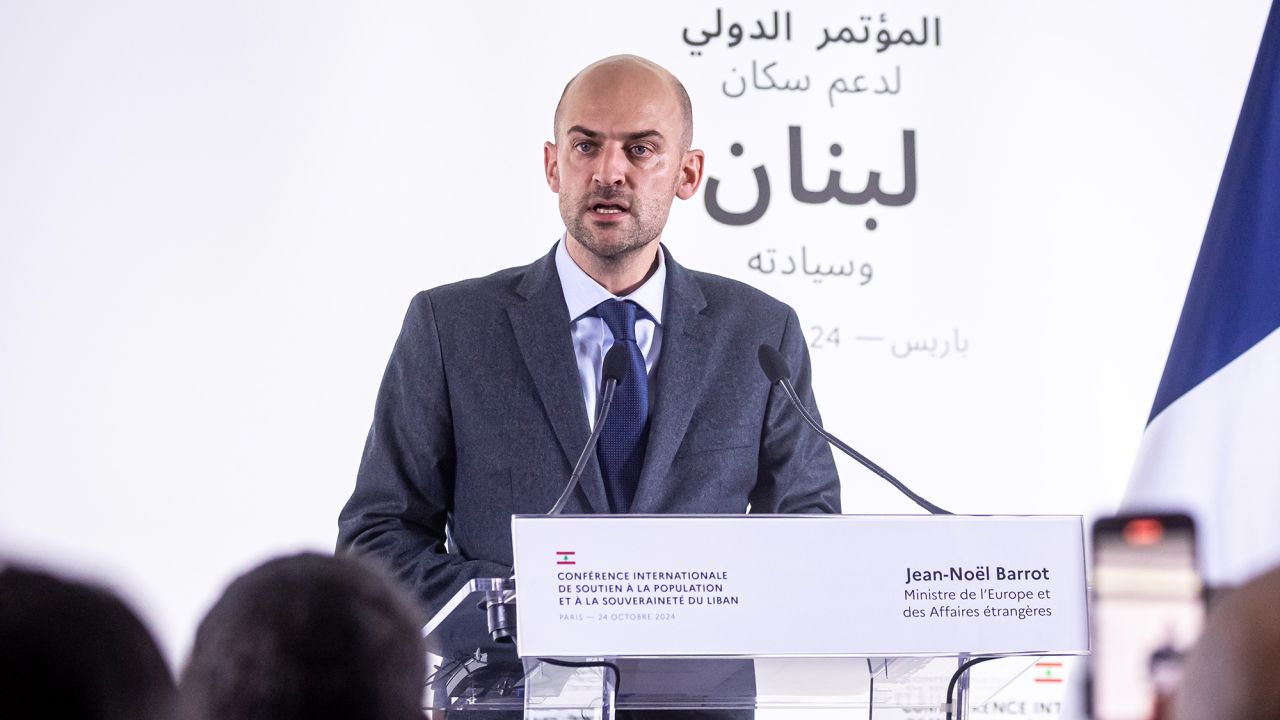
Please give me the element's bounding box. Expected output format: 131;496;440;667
561;190;664;267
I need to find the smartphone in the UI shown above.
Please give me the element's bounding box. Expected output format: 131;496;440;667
1088;513;1204;720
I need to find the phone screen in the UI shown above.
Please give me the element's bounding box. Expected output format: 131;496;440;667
1089;514;1204;720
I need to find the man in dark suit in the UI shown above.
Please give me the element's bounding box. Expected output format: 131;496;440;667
337;54;840;618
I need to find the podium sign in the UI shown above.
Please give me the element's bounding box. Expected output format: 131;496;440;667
512;514;1089;658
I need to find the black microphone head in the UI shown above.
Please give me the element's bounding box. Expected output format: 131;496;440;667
602;343;631;383
757;344;792;384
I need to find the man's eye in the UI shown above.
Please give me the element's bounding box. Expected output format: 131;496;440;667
574;141;594;153
630;145;651;157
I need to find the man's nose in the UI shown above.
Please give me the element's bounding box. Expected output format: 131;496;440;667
592;145;627;186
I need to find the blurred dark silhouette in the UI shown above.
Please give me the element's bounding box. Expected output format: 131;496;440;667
1172;566;1280;720
0;563;176;720
179;552;425;720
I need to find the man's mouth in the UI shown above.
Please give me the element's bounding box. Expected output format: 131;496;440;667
590;201;629;217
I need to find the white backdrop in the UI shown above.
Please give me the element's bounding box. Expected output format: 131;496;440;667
0;0;1272;671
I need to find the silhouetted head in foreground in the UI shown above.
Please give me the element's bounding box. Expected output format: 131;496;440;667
1172;565;1280;720
180;552;425;720
0;563;175;720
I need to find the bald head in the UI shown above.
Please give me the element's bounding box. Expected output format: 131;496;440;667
553;55;693;150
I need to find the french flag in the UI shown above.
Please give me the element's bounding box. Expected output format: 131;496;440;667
1124;0;1280;587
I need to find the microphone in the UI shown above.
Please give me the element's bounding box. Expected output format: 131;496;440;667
547;344;631;515
757;344;952;515
490;349;630;644
485;347;631;644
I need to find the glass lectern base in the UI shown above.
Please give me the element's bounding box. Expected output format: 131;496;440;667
425;650;1044;718
420;578;1065;719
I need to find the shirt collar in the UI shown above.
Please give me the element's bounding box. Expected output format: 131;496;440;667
555;236;666;324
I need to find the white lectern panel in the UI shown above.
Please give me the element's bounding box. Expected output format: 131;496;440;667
512;514;1088;658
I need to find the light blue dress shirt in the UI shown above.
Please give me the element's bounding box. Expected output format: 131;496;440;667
554;237;665;429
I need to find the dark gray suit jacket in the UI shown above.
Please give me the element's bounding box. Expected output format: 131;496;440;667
338;244;840;615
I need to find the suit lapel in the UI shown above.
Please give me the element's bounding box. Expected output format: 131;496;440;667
631;247;712;513
507;248;609;515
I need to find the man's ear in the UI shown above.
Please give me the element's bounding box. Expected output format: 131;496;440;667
675;148;705;200
544;142;560;192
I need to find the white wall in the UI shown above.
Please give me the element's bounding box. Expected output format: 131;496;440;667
0;0;1271;666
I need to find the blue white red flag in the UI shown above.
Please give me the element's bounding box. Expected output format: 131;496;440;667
1125;0;1280;586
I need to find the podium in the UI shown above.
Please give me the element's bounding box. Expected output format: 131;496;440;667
422;514;1089;719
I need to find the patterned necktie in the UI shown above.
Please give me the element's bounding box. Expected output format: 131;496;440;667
594;299;649;513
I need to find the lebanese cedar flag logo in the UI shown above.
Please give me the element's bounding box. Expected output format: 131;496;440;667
556;551;576;565
1033;661;1063;683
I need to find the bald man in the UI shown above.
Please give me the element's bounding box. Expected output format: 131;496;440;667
338;55;839;616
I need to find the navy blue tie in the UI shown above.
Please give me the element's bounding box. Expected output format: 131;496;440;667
594;299;649;513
